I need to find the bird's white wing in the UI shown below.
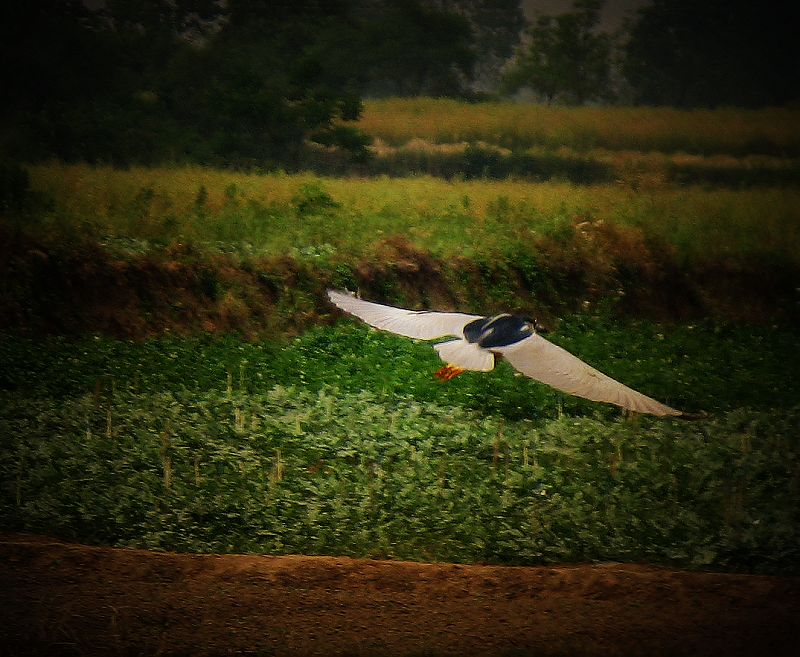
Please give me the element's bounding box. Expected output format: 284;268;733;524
327;290;482;340
495;334;683;417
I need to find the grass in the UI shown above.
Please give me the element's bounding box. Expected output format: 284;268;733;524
1;322;799;572
3;319;799;416
23;163;800;268
356;98;800;156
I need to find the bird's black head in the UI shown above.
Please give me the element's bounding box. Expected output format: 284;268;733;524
521;316;548;334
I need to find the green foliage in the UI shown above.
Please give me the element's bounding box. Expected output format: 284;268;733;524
1;376;798;571
0;2;365;167
623;0;799;107
4;165;799;342
22;165;800;268
1;319;798;573
503;0;611;104
353;0;476;97
311;125;373;163
3;319;798;416
291;182;341;217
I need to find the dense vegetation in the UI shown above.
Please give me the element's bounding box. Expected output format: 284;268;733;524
2;322;799;573
19;162;800;263
1;0;521;167
2;157;795;339
1;95;798;575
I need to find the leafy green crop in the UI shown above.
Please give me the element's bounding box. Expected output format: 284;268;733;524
1;321;798;574
2;319;797;416
1;386;797;572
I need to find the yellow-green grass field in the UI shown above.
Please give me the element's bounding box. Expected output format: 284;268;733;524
26;162;800;269
356;98;800;156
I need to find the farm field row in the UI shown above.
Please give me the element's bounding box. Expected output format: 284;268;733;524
355;98;800;156
353;138;800;186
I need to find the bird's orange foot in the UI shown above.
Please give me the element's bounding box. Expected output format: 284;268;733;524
434;364;466;381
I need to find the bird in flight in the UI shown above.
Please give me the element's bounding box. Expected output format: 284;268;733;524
327;289;688;417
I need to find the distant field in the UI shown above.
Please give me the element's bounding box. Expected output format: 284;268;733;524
340;99;800;184
357;98;800;156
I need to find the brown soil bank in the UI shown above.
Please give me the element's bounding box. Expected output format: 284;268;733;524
2;227;798;339
2;534;798;657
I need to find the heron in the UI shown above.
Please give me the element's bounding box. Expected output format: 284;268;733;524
327;289;690;418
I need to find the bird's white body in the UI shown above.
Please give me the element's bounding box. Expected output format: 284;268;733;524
327;290;685;417
433;339;495;371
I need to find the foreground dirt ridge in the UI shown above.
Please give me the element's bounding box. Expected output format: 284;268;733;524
2;534;799;657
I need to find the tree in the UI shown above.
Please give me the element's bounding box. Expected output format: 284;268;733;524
435;0;526;93
349;0;477;97
502;0;611;104
622;0;800;107
0;0;369;167
160;1;370;166
0;0;528;166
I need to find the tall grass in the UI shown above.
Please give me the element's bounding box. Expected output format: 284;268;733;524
356;98;800;156
25;163;800;267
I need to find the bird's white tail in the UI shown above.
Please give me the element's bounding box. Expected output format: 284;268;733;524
433;339;495;371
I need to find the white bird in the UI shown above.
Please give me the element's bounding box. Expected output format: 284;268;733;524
327;289;687;417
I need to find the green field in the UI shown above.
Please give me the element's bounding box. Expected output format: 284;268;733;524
2;321;799;572
2;102;799;575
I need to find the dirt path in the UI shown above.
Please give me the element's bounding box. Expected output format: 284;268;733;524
1;533;797;657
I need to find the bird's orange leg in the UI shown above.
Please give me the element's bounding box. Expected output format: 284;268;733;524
434;364;466;381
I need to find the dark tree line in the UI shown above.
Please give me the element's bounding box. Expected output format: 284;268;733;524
503;0;611;104
1;1;797;169
1;0;522;167
623;0;799;108
505;0;799;107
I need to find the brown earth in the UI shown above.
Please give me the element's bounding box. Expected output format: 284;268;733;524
3;224;798;342
1;534;798;657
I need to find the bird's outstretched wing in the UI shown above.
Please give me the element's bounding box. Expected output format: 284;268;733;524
495;334;683;417
327;290;482;340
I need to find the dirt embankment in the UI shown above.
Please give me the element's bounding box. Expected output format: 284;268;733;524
2;226;798;340
2;534;798;657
